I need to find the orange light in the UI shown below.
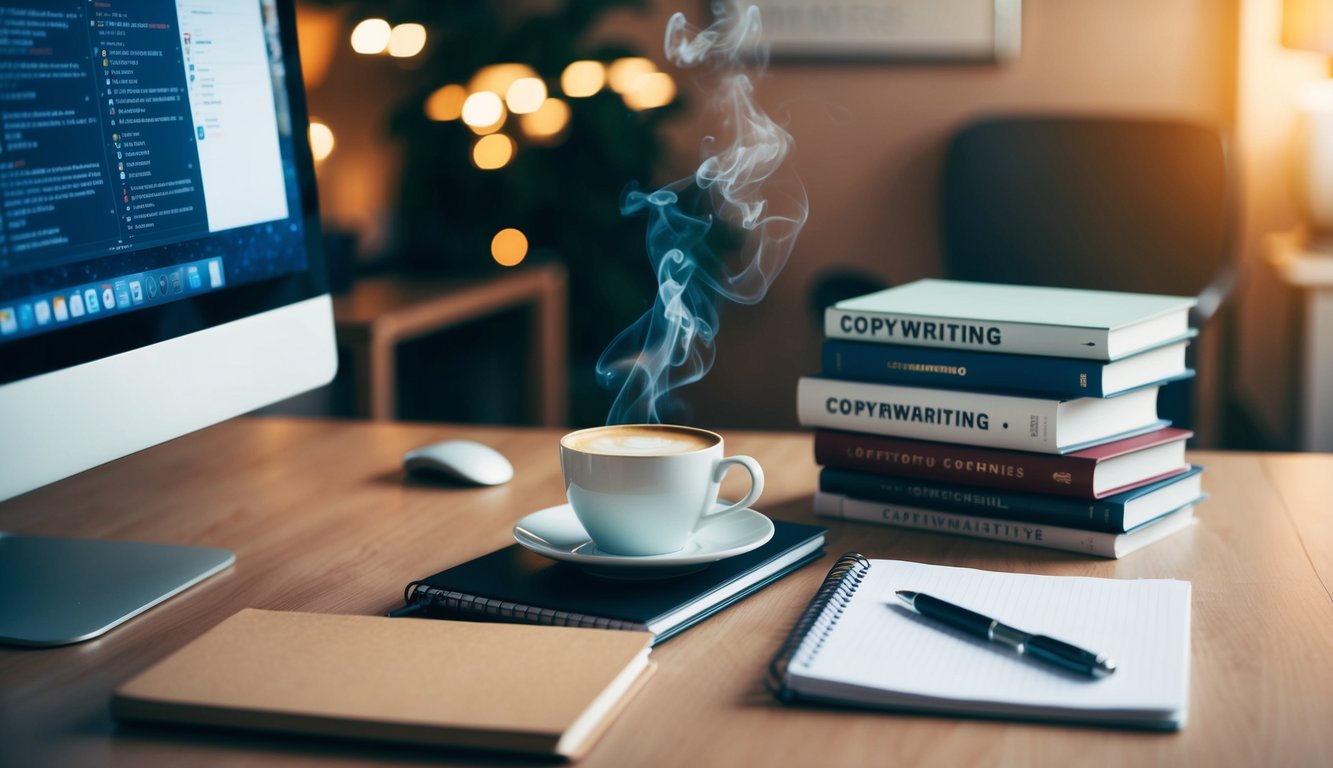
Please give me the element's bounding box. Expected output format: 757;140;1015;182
387;23;427;58
491;228;528;266
461;91;505;131
607;57;655;94
505;77;547;115
623;72;676;111
308;121;335;162
424;84;466;121
560;60;605;98
519;98;570;142
472;134;515;170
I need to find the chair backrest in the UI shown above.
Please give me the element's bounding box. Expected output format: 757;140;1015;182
940;117;1235;324
940;116;1237;437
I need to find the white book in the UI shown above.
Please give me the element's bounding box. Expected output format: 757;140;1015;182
813;491;1198;558
769;557;1192;729
797;376;1165;454
825;279;1196;361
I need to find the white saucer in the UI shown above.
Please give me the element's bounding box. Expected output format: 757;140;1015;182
513;502;775;568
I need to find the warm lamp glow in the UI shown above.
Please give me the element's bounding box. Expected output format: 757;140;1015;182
519;98;570;142
472;134;515;170
349;18;391;55
505;77;547;115
308;121;335;163
387;23;427;58
491;228;528;266
623;72;676;111
469;63;538;97
607;57;656;94
294;3;339;90
424;84;467;121
1284;0;1333;53
561;60;605;97
461;91;505;128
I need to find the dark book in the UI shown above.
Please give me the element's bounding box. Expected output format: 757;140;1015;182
819;465;1204;533
400;520;828;645
821;339;1193;399
813;427;1191;498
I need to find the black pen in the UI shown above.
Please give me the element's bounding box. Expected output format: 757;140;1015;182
895;591;1116;678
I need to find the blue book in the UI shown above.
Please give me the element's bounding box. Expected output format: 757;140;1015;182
822;339;1193;398
818;466;1204;533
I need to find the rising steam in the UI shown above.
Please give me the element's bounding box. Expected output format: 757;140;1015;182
597;2;808;425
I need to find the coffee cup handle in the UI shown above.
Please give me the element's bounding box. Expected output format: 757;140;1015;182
698;455;765;530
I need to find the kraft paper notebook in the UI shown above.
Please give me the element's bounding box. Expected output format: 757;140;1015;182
768;555;1191;729
113;609;655;759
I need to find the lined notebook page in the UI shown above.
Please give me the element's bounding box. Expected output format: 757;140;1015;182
788;560;1190;726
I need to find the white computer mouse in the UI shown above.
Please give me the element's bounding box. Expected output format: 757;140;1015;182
403;440;514;486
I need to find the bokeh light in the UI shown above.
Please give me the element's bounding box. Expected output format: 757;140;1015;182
472;134;516;170
461;91;505;129
308;121;335;162
519;98;571;142
505;77;547;115
424;84;466;121
491;228;528;267
623;72;676;111
560;60;605;98
607;57;656;94
469;63;538;97
387;23;427;58
349;19;391;55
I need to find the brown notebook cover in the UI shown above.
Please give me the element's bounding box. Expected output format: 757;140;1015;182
112;608;655;759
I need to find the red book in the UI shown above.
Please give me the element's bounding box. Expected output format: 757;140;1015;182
813;427;1192;498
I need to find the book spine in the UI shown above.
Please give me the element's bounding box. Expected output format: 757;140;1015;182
797;377;1063;453
813;491;1122;557
821;340;1108;397
409;584;648;633
812;430;1098;497
818;468;1126;532
824;307;1112;360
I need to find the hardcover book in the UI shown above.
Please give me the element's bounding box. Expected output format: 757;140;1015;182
821;339;1193;399
825;279;1195;361
812;427;1192;498
113;609;655;758
797;376;1165;453
813;491;1197;558
818;466;1204;533
401;520;828;644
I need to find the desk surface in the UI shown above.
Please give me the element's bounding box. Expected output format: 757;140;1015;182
2;418;1330;767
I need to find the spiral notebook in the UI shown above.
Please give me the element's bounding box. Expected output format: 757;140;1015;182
768;555;1191;729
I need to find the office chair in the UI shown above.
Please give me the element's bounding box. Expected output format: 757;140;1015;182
939;116;1237;443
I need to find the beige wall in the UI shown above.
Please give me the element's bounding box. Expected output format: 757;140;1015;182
601;0;1239;430
303;1;1270;437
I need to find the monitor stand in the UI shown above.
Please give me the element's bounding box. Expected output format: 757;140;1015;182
0;533;234;647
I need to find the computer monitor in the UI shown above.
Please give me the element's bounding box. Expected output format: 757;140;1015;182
0;0;336;645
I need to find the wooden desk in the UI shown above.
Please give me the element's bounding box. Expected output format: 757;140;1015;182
332;265;568;426
1;419;1330;767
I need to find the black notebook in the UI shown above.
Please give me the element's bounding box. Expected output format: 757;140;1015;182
400;520;827;644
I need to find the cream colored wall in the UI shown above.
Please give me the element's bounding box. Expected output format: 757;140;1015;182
597;0;1239;430
1233;0;1326;445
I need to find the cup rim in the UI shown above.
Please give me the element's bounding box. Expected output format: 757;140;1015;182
560;423;722;456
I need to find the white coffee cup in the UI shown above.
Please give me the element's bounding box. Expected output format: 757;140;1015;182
559;424;765;557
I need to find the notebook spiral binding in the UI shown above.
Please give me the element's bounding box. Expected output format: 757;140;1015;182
403;582;646;632
765;552;871;702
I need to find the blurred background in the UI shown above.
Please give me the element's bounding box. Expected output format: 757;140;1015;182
281;0;1333;452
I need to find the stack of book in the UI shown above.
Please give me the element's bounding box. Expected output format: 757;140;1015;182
797;279;1206;558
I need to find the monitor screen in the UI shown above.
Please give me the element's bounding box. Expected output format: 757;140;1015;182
0;0;335;645
0;0;326;382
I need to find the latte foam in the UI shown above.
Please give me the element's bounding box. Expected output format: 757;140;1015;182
563;425;716;456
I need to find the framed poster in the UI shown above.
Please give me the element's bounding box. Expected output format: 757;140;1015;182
751;0;1021;62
